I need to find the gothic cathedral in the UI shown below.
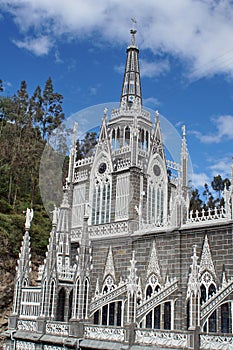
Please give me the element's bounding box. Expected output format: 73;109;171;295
5;27;233;350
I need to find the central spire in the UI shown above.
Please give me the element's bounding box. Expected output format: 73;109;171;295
120;18;142;111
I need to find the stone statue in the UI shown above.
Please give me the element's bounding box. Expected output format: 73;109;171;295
25;208;34;230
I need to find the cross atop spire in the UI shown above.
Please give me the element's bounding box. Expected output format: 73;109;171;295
130;17;137;46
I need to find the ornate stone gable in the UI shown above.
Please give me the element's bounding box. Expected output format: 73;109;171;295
147;240;161;280
199;235;217;279
103;246;116;281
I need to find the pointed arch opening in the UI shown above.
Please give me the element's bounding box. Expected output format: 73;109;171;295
56;287;66;321
124;126;130;146
49;280;55;318
83;278;89;319
68;290;73;320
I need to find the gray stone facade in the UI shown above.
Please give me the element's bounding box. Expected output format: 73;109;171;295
5;26;233;350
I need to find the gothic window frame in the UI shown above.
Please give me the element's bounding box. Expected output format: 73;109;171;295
102;274;115;294
140;300;173;330
73;277;80;319
90;156;112;225
124;125;131;146
115;172;130;221
200;271;217;305
147;155;167;225
145;273;161;299
49;279;56;318
56;287;66;322
83;277;90;320
200;270;217;333
40;278;47;316
93;299;123;327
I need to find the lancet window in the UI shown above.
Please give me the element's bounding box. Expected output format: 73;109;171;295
56;287;66;321
141;301;172;330
138;128;149;150
200;271;217;332
145;274;161;298
73;278;80;318
111;127;121;149
221;302;232;333
83;278;89;319
93;301;123;327
124;126;130;146
91;176;111;225
115;173;130;220
49;280;55;318
41;279;47;316
147;183;164;225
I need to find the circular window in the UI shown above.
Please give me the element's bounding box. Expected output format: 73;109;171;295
153;164;161;176
98;162;107;174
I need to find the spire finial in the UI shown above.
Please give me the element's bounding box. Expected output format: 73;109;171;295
155;110;159;123
130;17;137;46
182;125;186;137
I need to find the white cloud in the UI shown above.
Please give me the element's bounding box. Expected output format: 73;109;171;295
13;36;53;56
208;157;232;179
2;0;233;77
192;115;233;143
143;96;160;108
191;172;210;188
140;59;170;78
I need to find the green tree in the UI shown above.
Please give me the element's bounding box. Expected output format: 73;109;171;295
189;188;203;211
76;131;97;160
34;77;65;139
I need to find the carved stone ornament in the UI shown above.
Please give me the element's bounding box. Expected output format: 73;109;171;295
147;240;161;279
103;246;115;281
199;235;216;279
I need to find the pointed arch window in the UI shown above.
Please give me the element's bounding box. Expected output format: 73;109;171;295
56;287;66;321
147;183;164;225
124;126;130;146
97;300;122;327
200;271;216;305
200;271;217;332
13;280;20;314
221;302;232;333
164;302;171;330
41;279;47;316
68;290;73;320
116;127;120;149
49;280;55;318
111;129;115;149
92;178;111;225
143;304;162;329
73;278;80;319
83;278;89;319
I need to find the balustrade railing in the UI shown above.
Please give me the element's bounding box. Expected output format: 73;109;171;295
57;266;75;281
186;207;228;224
135;329;188;348
17;320;38;332
89;221;128;239
200;334;233;350
111;108;150;120
84;325;126;342
46;321;69;337
20;287;41;319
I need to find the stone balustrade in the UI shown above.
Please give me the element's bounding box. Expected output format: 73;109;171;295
84;325;126;342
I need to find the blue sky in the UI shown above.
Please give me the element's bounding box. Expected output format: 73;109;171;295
1;0;233;193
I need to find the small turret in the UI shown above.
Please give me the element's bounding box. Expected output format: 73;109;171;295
13;209;33;314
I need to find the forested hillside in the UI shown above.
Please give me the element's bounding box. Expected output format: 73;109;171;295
0;77;65;333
